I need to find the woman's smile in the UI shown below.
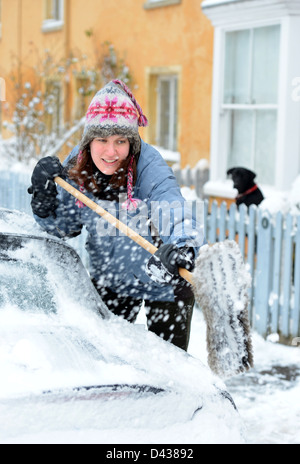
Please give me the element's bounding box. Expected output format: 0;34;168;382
102;158;119;164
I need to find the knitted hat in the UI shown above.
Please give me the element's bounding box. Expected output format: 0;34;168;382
77;79;148;211
80;79;148;156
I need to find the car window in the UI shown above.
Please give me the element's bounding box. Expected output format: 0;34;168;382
0;259;57;314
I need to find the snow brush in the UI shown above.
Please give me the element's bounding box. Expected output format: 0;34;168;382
55;176;254;378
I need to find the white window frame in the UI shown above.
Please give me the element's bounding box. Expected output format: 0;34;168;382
42;0;64;33
156;75;178;152
144;0;181;10
203;0;300;192
221;24;280;186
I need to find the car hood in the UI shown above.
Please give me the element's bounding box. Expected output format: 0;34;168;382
0;305;243;443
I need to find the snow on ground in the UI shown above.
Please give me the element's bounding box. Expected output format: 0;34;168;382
189;310;300;445
136;306;300;445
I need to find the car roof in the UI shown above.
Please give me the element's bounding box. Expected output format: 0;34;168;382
0;208;82;264
0;209;109;319
0;208;57;238
0;231;80;261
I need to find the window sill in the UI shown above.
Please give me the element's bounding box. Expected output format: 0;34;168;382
42;19;64;33
144;0;181;10
153;145;180;163
204;180;237;200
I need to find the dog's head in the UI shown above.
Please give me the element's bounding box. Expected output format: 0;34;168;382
227;167;257;194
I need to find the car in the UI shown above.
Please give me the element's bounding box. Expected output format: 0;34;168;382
0;208;244;444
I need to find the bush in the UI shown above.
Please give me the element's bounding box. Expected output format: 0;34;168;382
2;42;133;164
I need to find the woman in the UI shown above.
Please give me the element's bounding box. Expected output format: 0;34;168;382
28;80;204;351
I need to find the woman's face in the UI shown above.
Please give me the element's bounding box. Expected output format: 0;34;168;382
90;135;130;175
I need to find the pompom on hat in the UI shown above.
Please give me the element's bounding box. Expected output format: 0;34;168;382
77;79;148;211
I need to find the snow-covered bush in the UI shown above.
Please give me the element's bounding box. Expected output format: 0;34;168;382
1;42;134;166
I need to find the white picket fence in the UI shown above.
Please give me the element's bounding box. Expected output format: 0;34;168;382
0;171;299;341
206;201;300;341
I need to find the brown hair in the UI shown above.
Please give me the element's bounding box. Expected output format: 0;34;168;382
68;146;137;194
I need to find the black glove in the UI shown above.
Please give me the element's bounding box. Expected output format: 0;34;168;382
145;244;195;284
28;156;64;219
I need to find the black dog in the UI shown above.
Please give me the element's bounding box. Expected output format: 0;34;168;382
227;167;264;208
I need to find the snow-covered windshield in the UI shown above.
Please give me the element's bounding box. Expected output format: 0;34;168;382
0;233;107;318
0;259;57;314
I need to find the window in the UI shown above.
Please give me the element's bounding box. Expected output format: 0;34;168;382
146;70;180;161
203;0;300;191
144;0;181;10
223;25;280;185
42;0;64;32
157;75;178;152
45;0;61;20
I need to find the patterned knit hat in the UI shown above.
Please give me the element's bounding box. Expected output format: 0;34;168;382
77;80;148;210
80;79;148;156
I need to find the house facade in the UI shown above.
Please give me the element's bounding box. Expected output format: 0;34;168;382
1;0;298;196
0;0;214;168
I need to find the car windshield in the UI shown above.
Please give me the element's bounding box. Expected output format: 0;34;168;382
0;234;107;317
0;259;57;314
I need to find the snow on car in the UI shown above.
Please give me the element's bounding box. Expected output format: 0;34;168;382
0;208;244;444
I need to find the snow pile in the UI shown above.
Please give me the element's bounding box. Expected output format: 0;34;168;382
203;179;237;200
259;176;300;216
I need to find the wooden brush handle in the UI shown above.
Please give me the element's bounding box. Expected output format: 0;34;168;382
55;176;193;285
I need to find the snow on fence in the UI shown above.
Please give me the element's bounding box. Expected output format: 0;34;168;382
0;171;299;341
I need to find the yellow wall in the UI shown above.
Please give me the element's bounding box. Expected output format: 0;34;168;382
0;0;214;168
0;0;66;72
